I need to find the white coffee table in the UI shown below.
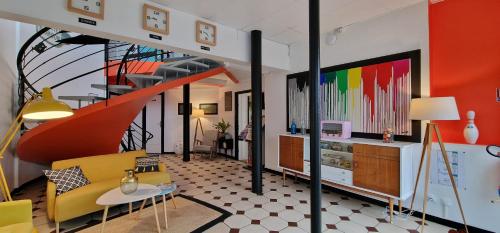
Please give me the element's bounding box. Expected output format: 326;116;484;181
96;183;162;233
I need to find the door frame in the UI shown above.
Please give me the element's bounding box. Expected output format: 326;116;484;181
234;89;251;161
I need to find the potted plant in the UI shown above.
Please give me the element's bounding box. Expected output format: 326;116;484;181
213;118;231;139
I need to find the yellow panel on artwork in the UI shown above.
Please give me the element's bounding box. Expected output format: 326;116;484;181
347;68;361;89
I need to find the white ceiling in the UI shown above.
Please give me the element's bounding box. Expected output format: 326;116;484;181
152;0;424;45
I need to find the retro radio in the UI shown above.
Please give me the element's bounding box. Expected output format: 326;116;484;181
320;120;351;139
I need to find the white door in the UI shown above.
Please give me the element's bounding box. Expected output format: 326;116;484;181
146;95;162;153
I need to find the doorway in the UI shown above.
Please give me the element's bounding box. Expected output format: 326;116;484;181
145;93;165;154
234;90;265;165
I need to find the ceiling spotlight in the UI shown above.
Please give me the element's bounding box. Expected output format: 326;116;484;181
326;27;343;45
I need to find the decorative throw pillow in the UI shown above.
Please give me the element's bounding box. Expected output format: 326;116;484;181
43;166;91;196
135;156;160;173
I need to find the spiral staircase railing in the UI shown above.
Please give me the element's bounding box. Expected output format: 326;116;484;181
16;27;160;152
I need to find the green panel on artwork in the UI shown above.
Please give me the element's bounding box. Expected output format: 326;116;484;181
336;70;348;94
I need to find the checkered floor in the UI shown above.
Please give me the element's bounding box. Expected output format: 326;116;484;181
165;154;453;233
15;154;454;232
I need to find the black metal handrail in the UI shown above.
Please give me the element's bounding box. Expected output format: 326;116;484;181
17;27;157;150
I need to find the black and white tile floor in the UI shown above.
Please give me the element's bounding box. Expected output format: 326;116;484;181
164;155;453;233
14;154;454;232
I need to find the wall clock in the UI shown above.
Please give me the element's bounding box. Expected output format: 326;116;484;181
67;0;105;20
143;4;170;35
196;21;217;46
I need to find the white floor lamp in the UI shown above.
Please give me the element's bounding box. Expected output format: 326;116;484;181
192;108;205;147
408;97;468;233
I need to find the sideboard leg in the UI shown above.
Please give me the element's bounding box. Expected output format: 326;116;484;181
398;199;403;215
282;169;286;186
389;198;394;223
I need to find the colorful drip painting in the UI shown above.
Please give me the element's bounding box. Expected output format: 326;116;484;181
287;50;421;142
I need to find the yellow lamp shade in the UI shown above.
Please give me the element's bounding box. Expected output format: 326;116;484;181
192;108;204;118
22;87;74;120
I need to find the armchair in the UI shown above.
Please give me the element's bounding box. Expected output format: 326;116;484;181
193;130;218;159
0;199;37;233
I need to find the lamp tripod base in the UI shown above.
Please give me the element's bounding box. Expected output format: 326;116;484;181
408;123;468;233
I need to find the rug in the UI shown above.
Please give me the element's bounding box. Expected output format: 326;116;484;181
72;195;231;233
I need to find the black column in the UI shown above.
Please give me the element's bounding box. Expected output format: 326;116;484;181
251;30;263;195
309;0;321;232
160;93;165;153
183;84;190;162
142;106;147;150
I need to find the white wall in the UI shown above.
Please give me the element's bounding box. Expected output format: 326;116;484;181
0;0;289;71
18;24;106;109
140;71;253;155
0;19;46;198
264;2;499;231
160;86;221;153
218;74;252;140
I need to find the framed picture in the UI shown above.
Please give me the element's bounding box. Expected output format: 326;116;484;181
199;103;218;115
177;103;192;115
143;4;169;35
67;0;105;20
196;20;217;46
224;91;232;111
286;50;421;142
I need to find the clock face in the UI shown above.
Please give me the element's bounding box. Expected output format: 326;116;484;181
196;21;216;46
143;4;169;35
67;0;104;19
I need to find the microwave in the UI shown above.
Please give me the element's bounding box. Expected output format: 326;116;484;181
320;120;351;139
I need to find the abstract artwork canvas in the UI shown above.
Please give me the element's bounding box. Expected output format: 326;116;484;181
287;50;421;142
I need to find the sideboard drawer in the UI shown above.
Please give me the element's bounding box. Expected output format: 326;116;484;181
321;165;353;186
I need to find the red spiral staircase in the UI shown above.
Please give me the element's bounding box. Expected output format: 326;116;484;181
15;28;233;164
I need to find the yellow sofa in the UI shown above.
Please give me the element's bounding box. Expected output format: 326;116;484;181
0;200;37;233
46;150;170;231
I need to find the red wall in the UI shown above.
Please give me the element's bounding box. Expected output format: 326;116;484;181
429;0;500;145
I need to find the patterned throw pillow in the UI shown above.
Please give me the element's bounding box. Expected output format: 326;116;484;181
135;156;160;173
43;166;91;196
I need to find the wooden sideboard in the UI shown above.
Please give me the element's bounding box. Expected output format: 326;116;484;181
278;133;415;222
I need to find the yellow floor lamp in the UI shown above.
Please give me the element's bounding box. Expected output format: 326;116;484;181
408;97;468;233
0;87;73;201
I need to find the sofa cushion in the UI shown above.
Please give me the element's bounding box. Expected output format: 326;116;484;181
55;178;119;222
54;172;171;222
52;150;146;182
0;222;34;233
193;145;212;152
137;171;171;185
43;166;91;196
135;156;159;173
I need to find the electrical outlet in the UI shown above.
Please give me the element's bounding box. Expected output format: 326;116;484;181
428;194;436;202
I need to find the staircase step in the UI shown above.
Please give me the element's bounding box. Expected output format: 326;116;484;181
125;74;163;88
157;64;191;73
58;95;106;101
91;84;134;94
196;78;227;87
185;60;210;68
